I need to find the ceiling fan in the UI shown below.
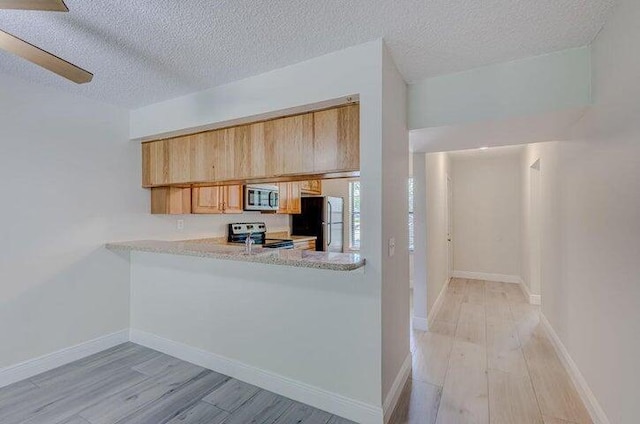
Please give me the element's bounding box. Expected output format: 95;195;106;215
0;0;92;83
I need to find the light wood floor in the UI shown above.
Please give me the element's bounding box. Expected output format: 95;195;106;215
0;343;355;424
390;278;593;424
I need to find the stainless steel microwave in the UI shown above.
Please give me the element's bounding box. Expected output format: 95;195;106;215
244;184;279;211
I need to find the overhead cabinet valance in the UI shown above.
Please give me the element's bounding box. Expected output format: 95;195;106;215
141;104;359;187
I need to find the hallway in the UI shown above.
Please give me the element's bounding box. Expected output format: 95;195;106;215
391;279;592;424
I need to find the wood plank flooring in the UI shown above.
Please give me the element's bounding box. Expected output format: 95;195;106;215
391;278;592;424
0;343;355;424
0;278;592;424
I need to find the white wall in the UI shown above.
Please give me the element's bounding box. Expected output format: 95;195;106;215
0;74;290;371
411;153;428;328
520;142;560;297
0;75;132;369
423;152;451;314
451;150;522;277
408;46;591;130
518;1;640;421
543;0;640;421
380;44;410;409
130;252;378;423
129;39;412;420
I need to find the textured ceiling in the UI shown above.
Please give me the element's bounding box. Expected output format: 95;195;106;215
0;0;615;108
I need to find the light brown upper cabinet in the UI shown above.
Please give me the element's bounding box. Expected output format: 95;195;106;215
223;185;244;213
150;187;191;215
247;122;267;178
142;136;192;186
277;114;314;176
141;104;359;188
262;114;314;178
277;182;302;214
300;180;322;195
313;104;359;173
190;129;235;183
192;185;244;214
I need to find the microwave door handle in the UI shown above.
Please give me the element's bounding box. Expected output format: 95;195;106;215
268;192;273;208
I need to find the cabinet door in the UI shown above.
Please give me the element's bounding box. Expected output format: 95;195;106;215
248;122;266;178
281;114;314;176
190;130;228;183
277;182;289;214
293;240;316;250
142;140;168;187
223;185;244;214
167;136;191;184
288;182;302;214
313;104;359;173
192;186;224;214
300;180;322;195
264;119;285;177
311;180;322;194
277;182;301;214
227;126;251;180
150;187;191;214
142;137;192;186
190;132;215;183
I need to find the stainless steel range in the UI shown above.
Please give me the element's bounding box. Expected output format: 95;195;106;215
227;223;294;249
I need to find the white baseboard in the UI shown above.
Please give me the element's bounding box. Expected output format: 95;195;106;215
539;315;610;424
518;280;542;305
130;329;383;424
427;277;451;325
383;353;411;424
0;329;129;389
411;316;428;331
452;270;522;284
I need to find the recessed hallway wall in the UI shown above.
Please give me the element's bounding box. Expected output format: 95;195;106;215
450;147;523;279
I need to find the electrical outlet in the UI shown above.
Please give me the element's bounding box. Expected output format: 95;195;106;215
388;237;396;257
177;219;185;230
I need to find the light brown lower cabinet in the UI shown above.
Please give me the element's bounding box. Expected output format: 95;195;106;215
277;182;302;214
192;185;244;214
293;239;316;250
149;185;243;214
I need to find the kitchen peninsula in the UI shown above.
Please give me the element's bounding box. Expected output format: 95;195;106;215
104;100;380;424
111;234;376;423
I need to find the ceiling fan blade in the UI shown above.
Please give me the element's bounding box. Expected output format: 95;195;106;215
0;30;92;83
0;0;68;11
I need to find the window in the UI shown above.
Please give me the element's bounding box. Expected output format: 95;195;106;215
408;177;414;251
349;181;361;250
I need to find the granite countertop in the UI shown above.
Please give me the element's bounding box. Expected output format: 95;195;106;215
105;239;365;271
182;234;317;244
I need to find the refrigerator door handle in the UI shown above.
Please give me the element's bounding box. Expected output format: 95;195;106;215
327;201;332;246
